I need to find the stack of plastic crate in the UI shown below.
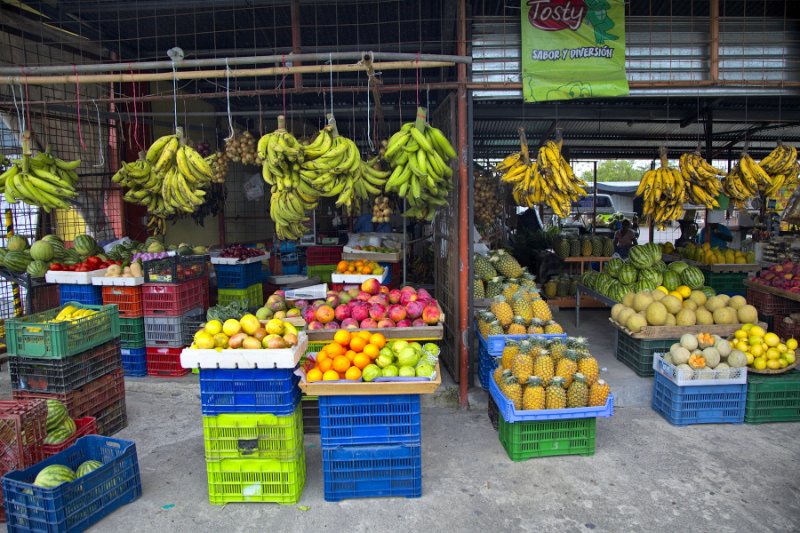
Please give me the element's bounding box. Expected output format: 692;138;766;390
0;400;48;522
214;259;264;310
319;394;423;501
101;284;147;377
6;303;127;436
305;246;343;283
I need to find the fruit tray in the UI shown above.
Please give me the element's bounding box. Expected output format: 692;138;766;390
91;276;144;287
180;333;308;370
745;370;800;424
199;367;301;415
213;262;263;289
217;283;264;309
299;362;442;396
2;436;141;533
653;353;747;386
318;394;421;447
118;317;146;348
202;407;304;461
142;254;208;284
0;400;48;472
651;372;746;426
4;303;120;359
306;322;444;342
146;346;190;377
498;416;596;461
58;284;103;306
209;253;269;265
321;444;421;502
13;369;126;420
94;398;128;436
45;268;108;285
40;417;97;458
100;285;143;318
330;270;387;284
142;277;206;316
121;347;147;377
205;452;305;505
489;377;614;422
608;318;766;340
476;328;567;357
10;339;122;394
143;307;204;348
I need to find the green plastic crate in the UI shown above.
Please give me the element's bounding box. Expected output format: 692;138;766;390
217;283;264;309
615;330;677;377
498;417;596;461
119;317;146;349
203;407;303;461
206;452;305;505
745;370;800;424
702;271;748;296
306;264;337;283
5;303;120;359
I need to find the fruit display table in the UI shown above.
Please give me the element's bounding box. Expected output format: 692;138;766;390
574;283;616;327
561;256;612;275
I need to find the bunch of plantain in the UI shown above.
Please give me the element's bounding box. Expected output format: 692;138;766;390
498;135;587;218
636;147;686;226
678;151;723;208
383;110;456;221
758;143;799;198
0;149;80;212
722;151;773;205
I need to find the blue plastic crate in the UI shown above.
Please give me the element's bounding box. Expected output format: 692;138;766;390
121;347;147;377
322;444;421;502
652;372;746;426
477;341;497;391
214;262;263;289
278;242;297;254
490;375;615;422
475;322;567;357
281;263;300;275
58;284;103;306
199;368;301;415
318;394;421;447
2;436;141;533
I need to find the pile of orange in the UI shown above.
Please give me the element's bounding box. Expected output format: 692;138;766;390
336;259;382;275
306;330;386;382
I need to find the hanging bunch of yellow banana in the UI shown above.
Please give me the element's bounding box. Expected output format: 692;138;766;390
678;151;723;208
722;150;772;206
637;147;686;226
758;143;799;198
0;139;80;212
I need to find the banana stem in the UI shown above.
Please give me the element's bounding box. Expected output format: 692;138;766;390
277;114;287;132
327;114;339;138
518;127;530;166
414;106;427;132
659;145;669;168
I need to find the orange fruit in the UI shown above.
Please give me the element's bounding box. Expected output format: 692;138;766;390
337;260;349;273
363;344;379;359
345;350;357;362
353;353;371;369
361;266;372;274
326;342;345;357
322;370;340;381
345;366;362;380
307;368;323;382
349;336;367;353
333;329;352;347
315;351;329;364
369;333;386;348
357;330;372;341
318;358;333;373
332;355;351;373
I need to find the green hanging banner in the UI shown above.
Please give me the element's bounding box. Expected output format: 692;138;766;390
521;0;629;102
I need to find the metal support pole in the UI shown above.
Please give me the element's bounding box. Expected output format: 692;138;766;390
592;161;598;235
457;0;469;409
704;106;715;244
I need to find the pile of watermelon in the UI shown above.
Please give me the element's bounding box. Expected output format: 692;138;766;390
0;233;104;278
583;243;712;302
43;400;77;445
33;460;103;488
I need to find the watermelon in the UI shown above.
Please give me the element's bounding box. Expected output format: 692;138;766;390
618;264;638;285
43;428;72;445
42;234;65;246
7;234;28;252
606;258;624;278
62;249;82;264
639;268;663;287
30;240;54;262
3;251;31;273
610;284;629;302
27;260;49;278
636;279;657;292
628;245;654;269
663;270;681;291
701;286;717;298
33;464;76;488
646;242;663;262
46;400;69;432
681;266;705;290
76;460;103;478
73;234;98;257
669;261;690;274
651;260;668;272
61;416;77;436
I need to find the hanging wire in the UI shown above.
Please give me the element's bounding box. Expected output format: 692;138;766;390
92;100;105;167
72;67;87;152
329;52;334;118
366;70;373;151
171;61;179;132
225;58;234;140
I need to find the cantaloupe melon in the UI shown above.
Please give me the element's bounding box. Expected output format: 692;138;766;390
737;305;758;324
645;302;668;326
696;308;714;325
676;308;697;326
680;334;699;351
661;295;682;315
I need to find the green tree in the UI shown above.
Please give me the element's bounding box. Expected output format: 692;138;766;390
580;160;649;182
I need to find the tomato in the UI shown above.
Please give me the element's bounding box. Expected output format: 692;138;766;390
86;256;102;267
75;265;90;272
49;263;63;271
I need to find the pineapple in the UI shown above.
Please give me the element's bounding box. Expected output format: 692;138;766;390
500;340;520;369
485;277;505;298
511;349;533;384
526;339;543;361
490;296;514;327
501;373;523;409
532;299;553;322
555;350;578;388
520;272;537;289
591;236;603;256
577;352;600;386
545;376;567;409
507;316;527;335
490;249;524;278
474;253;497;281
477;311;495;337
555;238;570;259
589;379;610;406
569;238;581;257
492;365;506;387
602;237;614;257
522;376;546;410
544;320;564;334
581;238;592;257
473;276;485;299
567;372;589;408
502;280;520;300
533;348;554;386
527;318;545;334
548;339;566;362
487;320;504;336
511;294;533;324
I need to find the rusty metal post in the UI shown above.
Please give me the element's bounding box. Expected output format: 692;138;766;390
290;0;303;89
457;0;469;409
710;0;720;82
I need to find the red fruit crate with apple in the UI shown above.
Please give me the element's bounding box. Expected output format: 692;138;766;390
143;255;208;284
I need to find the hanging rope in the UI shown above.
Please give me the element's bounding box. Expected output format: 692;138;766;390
225;58;234;140
92;99;105;167
171;61;179;132
73;65;87;151
329;52;334;118
282;55;287;118
10;84;23;135
130;64;143;152
366;70;373;151
21;70;31;135
415;51;420;106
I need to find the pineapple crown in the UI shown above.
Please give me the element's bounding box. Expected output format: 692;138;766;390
572;372;586;384
526;375;543;387
502;372;519;385
564;348;579;360
492;295;507;303
538;348;551;358
547;339;564;350
530;318;545;327
505;339;519;348
488;276;505;284
550;376;566;388
518;339;533;352
512;315;526;325
568;336;589;349
595;378;607;387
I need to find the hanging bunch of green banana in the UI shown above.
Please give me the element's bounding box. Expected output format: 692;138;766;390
0;147;80;212
678;151;723;208
636;147;687;226
383;108;456;221
758;143;799;198
722;150;772;206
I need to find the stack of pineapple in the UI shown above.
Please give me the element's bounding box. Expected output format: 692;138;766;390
493;337;610;410
474;250;565;335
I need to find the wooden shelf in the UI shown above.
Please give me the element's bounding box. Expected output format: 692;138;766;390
562;256;613;263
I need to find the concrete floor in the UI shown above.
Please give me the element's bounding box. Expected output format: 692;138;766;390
4;308;800;532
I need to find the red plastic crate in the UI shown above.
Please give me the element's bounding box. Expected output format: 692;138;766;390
13;369;126;420
146;346;190;377
306;246;343;266
101;286;144;318
142;277;205;316
746;287;800;317
40;417;97;458
0;400;48;472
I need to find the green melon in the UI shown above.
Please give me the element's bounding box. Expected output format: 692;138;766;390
43;428;72;445
76;460;103;477
663;270;681;291
33;464;76;488
7;235;28;252
73;234;98;257
46;400;69;432
27;260;49;278
3;251;31;273
680;266;705;289
669;261;690;274
618;264;638;285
